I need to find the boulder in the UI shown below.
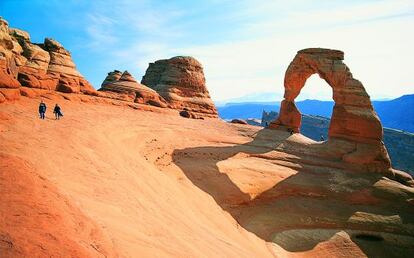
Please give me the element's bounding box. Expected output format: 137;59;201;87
101;70;122;88
141;56;218;117
230;119;248;125
179;109;204;119
100;70;167;107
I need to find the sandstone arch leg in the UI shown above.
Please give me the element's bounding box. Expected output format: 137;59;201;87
268;100;301;132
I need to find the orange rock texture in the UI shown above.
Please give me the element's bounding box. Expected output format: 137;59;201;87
1;96;413;258
141;56;218;118
0;17;217;116
2;18;414;258
269;48;391;173
99;70;167;107
0;18;94;94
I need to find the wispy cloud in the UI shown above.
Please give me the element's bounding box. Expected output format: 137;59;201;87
177;0;414;101
17;0;411;100
83;0;186;50
85;13;118;48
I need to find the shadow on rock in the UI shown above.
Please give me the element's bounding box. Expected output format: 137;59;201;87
172;128;414;257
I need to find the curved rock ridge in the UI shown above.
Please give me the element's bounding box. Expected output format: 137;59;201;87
100;70;144;92
99;70;167;107
269;48;392;174
101;70;122;87
0;17;94;95
141;56;218;118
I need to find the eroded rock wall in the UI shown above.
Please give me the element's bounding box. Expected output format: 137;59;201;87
141;56;218;118
0;17;95;96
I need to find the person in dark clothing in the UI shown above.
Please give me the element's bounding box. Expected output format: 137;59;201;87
38;101;46;119
320;134;325;141
53;104;63;120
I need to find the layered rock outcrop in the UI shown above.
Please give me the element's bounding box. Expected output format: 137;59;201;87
269;48;391;173
0;18;20;89
0;17;94;96
0;18;218;114
141;56;218;118
99;70;167;107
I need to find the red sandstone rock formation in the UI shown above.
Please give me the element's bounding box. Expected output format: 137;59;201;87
269;48;392;174
0;18;218;115
1;20;94;93
231;119;248;125
99;70;167;107
0;17;94;100
0;18;20;89
141;56;218;118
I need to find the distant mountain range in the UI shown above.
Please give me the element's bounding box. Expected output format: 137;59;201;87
217;102;280;120
218;94;414;133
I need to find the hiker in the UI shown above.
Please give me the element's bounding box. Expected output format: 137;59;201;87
288;128;294;135
38;100;47;119
320;134;325;141
53;104;63;120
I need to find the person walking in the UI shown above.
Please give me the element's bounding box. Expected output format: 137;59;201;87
53;104;63;120
38;100;47;119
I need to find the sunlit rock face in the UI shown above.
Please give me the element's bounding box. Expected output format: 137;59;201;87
0;17;94;95
269;48;392;174
99;70;168;107
141;56;218;118
101;70;145;92
0;18;21;89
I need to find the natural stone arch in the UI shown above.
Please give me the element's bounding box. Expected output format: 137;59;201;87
269;48;391;172
269;48;382;144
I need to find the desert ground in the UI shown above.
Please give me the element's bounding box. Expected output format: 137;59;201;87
1;93;413;258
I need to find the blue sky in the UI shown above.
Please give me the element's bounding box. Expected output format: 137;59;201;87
1;0;413;102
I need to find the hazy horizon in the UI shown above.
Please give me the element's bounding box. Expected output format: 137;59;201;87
1;0;413;102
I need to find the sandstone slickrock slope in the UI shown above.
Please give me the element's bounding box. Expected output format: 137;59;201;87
269;48;395;177
2;95;414;258
141;56;218;118
99;70;167;107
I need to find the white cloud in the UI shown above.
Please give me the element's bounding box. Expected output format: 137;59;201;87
78;0;414;101
175;0;414;101
85;14;118;48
